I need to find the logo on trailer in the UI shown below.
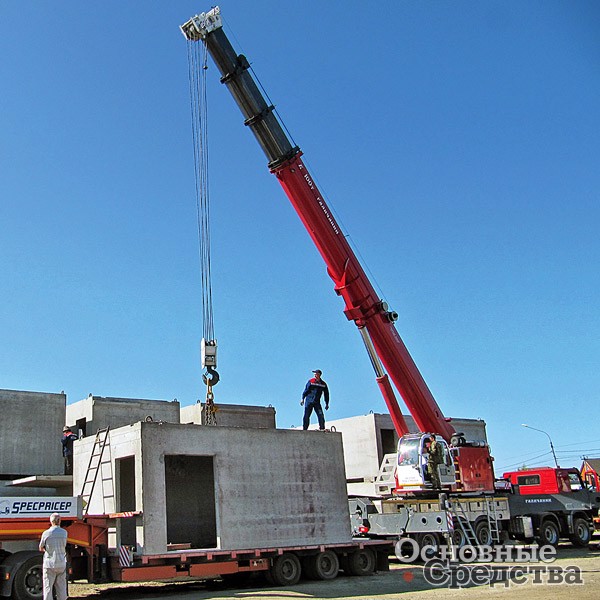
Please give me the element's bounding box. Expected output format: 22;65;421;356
0;497;78;518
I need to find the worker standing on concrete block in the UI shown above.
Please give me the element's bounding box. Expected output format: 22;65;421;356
39;512;68;600
301;369;330;430
61;426;78;475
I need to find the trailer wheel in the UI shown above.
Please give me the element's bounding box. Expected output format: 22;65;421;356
303;550;339;580
267;553;301;586
344;548;375;576
537;519;560;547
569;517;591;548
12;555;43;600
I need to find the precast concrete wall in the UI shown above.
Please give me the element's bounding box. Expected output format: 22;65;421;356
73;422;351;555
0;389;65;475
180;403;276;428
66;395;180;437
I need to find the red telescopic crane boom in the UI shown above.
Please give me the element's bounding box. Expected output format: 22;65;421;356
180;8;455;442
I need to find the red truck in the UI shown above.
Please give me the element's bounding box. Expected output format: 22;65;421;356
502;467;600;547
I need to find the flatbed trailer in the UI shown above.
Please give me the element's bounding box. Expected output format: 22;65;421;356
109;539;391;585
0;509;391;599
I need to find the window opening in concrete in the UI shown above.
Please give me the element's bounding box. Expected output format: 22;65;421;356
380;428;397;456
165;455;217;549
76;418;87;438
117;456;136;546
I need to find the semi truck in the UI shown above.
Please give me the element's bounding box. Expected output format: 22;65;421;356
179;6;600;556
0;494;390;600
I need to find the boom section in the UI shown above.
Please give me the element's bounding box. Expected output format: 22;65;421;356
181;8;454;441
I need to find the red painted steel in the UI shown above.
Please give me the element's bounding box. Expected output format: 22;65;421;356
452;446;495;492
0;517;108;548
274;155;454;440
503;467;581;495
117;565;177;582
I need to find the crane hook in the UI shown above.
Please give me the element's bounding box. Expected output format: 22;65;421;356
202;366;220;386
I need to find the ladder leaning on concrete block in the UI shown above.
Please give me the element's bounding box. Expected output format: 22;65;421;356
80;427;115;515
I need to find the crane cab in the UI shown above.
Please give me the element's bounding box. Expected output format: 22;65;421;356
395;433;456;492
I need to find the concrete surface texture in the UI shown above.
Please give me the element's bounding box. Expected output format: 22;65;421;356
327;413;488;495
66;395;180;436
0;388;65;475
73;421;351;555
180;402;276;428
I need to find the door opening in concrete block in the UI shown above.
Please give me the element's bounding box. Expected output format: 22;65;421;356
165;455;217;549
76;418;87;438
117;456;136;546
380;428;398;457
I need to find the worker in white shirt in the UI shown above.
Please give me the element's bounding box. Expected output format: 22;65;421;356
39;512;68;600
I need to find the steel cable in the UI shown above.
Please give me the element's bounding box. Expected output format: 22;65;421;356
187;40;214;342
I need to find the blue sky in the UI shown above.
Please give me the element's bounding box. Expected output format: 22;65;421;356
1;1;599;474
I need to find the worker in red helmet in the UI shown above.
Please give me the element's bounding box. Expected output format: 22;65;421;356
300;369;330;430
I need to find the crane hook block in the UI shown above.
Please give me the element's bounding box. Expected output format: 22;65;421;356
201;338;217;369
203;366;220;386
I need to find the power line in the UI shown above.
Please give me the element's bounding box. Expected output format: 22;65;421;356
496;451;553;472
555;438;600;449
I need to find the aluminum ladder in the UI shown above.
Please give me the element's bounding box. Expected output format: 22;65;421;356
80;427;114;515
374;453;397;495
449;499;479;547
484;496;502;545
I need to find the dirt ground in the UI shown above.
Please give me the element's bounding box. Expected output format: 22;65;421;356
68;543;600;600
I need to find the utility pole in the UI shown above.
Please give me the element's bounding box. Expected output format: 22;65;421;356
522;424;559;468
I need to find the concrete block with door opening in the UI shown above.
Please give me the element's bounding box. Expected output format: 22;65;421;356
73;421;352;555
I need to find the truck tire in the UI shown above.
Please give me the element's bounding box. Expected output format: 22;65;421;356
416;532;441;559
344;548;375;576
537;519;560;547
266;553;301;586
450;526;468;549
12;555;43;600
569;517;591;548
303;550;339;580
474;520;492;546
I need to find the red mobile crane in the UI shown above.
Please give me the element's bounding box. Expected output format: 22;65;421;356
180;7;494;493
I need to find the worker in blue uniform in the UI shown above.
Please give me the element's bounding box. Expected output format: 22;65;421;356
61;426;78;475
301;369;330;430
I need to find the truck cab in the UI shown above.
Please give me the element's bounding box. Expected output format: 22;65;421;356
501;467;600;547
395;433;456;492
503;467;585;495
